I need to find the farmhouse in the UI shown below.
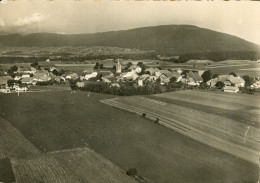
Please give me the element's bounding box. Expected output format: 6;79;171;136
186;71;203;86
207;75;245;89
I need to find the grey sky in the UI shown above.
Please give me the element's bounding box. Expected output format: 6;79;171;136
0;1;260;45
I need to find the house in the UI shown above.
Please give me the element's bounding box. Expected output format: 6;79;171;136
15;86;28;92
186;71;203;85
14;76;22;81
207;78;218;87
22;73;31;78
66;73;78;80
146;68;159;75
139;74;150;80
0;88;11;93
250;81;260;89
111;83;120;88
84;72;98;80
129;65;142;74
148;75;158;82
159;74;170;84
206;75;245;88
229;75;245;87
138;79;143;86
21;77;34;84
53;76;63;83
34;72;51;82
223;86;239;93
177;68;183;74
163;72;182;82
102;77;111;83
76;82;85;88
18;67;36;74
154;70;170;77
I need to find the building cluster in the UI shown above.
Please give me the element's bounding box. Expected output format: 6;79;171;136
75;61;205;89
0;61;258;94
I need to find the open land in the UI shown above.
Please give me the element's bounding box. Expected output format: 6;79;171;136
102;90;260;164
0;89;258;183
0;115;137;183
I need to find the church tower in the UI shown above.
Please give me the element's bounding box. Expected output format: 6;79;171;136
116;60;121;73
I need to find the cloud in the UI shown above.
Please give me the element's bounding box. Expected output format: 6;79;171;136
13;13;47;26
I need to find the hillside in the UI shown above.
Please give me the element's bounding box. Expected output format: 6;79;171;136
0;25;259;55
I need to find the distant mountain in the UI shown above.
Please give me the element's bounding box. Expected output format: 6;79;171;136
0;25;259;55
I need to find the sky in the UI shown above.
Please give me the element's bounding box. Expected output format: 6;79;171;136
0;0;260;45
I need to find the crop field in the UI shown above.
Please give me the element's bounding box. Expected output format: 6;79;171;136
0;91;258;183
11;147;136;183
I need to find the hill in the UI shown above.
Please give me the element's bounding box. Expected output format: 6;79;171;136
0;25;259;55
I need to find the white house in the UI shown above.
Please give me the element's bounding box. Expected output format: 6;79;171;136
84;72;98;80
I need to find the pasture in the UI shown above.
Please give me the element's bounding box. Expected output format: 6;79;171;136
102;92;260;164
0;90;258;183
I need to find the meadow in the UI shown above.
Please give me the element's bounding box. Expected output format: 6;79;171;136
102;91;260;164
0;90;258;183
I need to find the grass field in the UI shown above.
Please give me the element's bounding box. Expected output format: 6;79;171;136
0;116;40;159
0;90;258;183
102;92;260;164
11;147;136;183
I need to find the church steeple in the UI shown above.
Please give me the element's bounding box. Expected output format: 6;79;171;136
116;60;121;73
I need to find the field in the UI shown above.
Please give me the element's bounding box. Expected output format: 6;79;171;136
0;90;258;183
11;147;136;183
102;90;260;164
0;116;40;159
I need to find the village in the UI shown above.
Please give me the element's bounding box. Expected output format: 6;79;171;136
0;59;259;95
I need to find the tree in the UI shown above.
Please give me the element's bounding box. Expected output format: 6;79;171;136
94;62;100;69
242;75;255;88
126;62;133;69
137;62;146;71
215;81;225;89
212;73;219;79
99;64;104;69
229;72;237;77
52;69;59;76
201;70;212;83
30;62;38;68
126;168;137;177
170;77;177;83
7;65;18;75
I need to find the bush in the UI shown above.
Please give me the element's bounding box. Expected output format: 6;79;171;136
126;168;137;177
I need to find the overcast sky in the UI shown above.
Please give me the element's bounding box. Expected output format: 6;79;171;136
0;1;259;45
